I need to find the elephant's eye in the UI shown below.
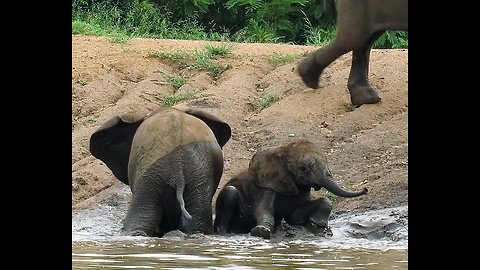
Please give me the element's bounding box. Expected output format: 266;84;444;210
299;165;310;173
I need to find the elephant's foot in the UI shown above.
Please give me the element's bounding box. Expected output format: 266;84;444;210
250;225;271;239
297;54;325;89
348;84;381;107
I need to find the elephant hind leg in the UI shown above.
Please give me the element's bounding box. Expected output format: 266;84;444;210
347;31;385;107
297;39;355;89
214;185;239;235
123;194;164;237
285;197;332;231
308;197;332;228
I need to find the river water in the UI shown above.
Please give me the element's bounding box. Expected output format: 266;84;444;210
72;185;408;269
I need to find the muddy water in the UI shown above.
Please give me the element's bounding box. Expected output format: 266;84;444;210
72;186;408;269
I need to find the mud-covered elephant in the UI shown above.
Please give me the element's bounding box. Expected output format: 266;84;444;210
297;0;408;107
89;107;231;237
213;139;367;239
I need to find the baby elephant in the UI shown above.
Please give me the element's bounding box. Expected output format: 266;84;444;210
214;139;367;239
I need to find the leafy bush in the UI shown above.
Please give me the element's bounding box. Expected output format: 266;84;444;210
72;0;408;48
373;31;408;49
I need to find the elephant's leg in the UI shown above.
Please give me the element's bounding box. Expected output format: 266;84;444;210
250;190;276;239
307;197;332;228
285;197;332;234
123;190;165;237
297;0;372;89
213;185;239;235
347;31;385;107
297;39;354;89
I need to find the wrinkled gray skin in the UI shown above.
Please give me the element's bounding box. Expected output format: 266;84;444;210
214;140;368;239
297;0;408;107
90;107;231;237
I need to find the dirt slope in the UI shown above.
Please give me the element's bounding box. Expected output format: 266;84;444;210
72;35;408;215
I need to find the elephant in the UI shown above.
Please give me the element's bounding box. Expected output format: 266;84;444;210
89;107;231;237
297;0;408;107
213;139;368;239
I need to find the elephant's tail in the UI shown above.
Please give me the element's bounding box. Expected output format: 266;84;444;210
176;183;193;232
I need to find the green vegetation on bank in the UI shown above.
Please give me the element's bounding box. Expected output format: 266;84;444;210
158;90;202;106
252;95;279;111
267;52;306;67
72;0;407;49
151;45;231;79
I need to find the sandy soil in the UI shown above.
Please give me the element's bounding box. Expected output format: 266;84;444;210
72;35;408;216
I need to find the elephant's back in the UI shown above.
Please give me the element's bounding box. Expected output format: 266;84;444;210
128;108;218;185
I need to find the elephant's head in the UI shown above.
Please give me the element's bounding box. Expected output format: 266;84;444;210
89;107;232;186
249;139;368;197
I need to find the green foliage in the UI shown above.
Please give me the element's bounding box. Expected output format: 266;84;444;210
188;50;231;78
158;90;201;106
151;46;230;78
225;0;309;42
84;115;96;124
166;74;187;90
76;79;89;86
267;52;304;67
232;19;281;43
152;0;216;20
373;31;408;49
151;50;191;61
252;95;279;111
316;189;339;204
305;24;337;46
72;20;104;35
72;0;407;48
108;33;131;43
204;44;232;58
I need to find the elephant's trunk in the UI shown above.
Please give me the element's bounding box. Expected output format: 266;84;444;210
322;175;368;198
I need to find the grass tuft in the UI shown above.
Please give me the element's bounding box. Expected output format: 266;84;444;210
157;89;201;106
252;95;279;111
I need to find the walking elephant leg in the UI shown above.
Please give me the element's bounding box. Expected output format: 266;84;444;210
347;31;385;107
297;39;355;89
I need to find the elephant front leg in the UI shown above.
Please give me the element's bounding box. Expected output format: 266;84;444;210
250;190;276;239
347;31;385;107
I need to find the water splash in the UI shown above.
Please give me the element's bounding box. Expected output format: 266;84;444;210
72;184;407;250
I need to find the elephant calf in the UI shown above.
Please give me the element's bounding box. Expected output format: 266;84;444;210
214;139;367;239
89;107;231;237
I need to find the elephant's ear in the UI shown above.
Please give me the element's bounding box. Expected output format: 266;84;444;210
185;109;231;148
249;148;299;196
89;114;144;185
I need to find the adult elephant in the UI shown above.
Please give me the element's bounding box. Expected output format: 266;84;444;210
214;140;367;239
89;107;231;237
297;0;408;107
